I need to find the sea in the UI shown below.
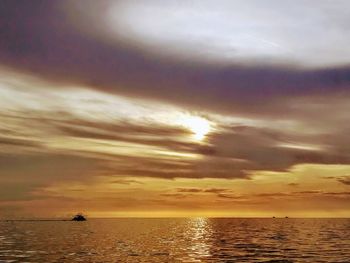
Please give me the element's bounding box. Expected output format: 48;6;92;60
0;218;349;262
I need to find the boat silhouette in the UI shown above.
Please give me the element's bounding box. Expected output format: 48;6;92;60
72;213;86;221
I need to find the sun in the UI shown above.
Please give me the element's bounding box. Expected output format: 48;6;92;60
179;116;212;141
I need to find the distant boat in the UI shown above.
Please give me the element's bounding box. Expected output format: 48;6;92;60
72;214;86;221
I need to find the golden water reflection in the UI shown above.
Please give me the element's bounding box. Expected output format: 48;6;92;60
1;219;350;262
181;218;213;262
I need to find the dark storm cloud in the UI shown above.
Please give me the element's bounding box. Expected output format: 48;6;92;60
0;0;350;118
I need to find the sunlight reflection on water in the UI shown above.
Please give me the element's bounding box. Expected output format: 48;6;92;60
0;218;349;262
184;218;212;262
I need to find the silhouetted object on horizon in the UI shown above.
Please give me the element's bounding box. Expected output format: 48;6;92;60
72;214;86;221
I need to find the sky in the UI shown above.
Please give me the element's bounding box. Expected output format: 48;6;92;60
0;0;350;218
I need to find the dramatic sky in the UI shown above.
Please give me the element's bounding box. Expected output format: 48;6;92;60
0;0;350;218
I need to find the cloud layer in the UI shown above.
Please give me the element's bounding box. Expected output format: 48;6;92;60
1;0;350;118
0;0;350;216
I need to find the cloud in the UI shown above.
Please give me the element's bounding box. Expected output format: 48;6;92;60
0;136;43;148
176;188;230;194
47;114;350;179
2;102;350;186
110;179;144;185
0;1;350;216
322;175;350;186
107;0;350;67
0;0;350;120
0;182;44;201
203;126;350;173
337;176;350;185
0;153;103;201
159;193;187;199
173;188;245;200
176;188;205;193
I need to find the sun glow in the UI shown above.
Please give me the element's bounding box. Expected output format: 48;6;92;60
179;116;212;141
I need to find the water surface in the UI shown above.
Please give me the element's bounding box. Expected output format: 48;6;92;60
0;218;349;262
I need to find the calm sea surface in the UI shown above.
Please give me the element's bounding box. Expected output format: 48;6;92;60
0;218;349;262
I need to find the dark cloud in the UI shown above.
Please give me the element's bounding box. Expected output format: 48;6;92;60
0;182;43;201
253;191;350;199
338;176;350;185
216;193;245;200
0;153;103;201
173;188;246;201
203;126;350;172
255;192;293;198
322;191;350;196
176;188;204;193
1;1;350;216
110;179;144;185
0;153;100;180
176;188;229;194
0;136;43;148
292;190;322;195
321;175;350;186
4;108;350;184
55;120;200;154
159;193;187;199
46;115;350;179
0;0;350;119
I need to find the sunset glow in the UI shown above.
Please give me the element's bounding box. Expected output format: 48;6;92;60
0;0;349;219
178;116;212;141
